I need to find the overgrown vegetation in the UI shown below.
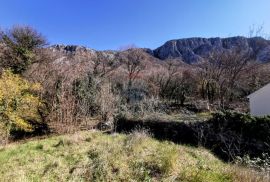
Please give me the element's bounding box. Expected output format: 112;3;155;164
207;112;270;160
117;112;270;165
0;70;46;144
0;26;48;143
0;130;268;182
0;25;270;180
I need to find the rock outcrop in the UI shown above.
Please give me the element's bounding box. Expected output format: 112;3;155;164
153;36;270;64
48;36;270;65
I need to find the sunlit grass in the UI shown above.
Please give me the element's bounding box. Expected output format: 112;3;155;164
134;112;212;123
0;130;267;182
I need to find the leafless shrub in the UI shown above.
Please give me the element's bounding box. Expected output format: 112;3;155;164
96;81;120;130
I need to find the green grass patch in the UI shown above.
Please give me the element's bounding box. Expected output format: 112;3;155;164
0;130;265;181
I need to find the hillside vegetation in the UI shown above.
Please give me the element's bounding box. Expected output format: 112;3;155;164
0;25;270;181
1;26;270;139
0;130;267;182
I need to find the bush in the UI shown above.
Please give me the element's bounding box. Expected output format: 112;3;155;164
73;73;100;117
211;112;270;141
235;153;270;172
116;111;270;168
0;26;47;74
0;70;46;142
204;112;270;161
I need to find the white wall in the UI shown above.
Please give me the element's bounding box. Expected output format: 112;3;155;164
249;87;270;116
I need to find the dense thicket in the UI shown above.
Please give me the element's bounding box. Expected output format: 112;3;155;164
0;26;48;142
116;112;270;163
0;25;270;176
0;25;270;144
0;70;46;143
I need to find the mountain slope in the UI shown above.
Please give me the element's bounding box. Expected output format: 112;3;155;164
48;36;270;66
153;36;270;63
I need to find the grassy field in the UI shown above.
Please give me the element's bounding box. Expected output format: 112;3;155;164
0;130;267;182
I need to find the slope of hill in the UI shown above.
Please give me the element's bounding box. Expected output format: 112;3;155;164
47;36;270;66
0;131;266;182
153;37;270;64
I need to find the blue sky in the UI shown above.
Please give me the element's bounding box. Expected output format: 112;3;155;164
0;0;269;50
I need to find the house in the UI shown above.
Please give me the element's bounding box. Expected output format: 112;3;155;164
247;83;270;116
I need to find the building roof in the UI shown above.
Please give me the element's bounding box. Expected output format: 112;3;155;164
247;83;270;99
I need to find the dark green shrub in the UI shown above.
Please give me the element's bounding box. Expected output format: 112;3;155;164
72;73;100;116
0;26;47;74
207;112;270;161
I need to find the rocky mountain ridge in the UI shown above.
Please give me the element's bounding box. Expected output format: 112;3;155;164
153;36;270;63
49;36;270;64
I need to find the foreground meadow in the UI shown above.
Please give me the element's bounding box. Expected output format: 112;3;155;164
0;130;267;182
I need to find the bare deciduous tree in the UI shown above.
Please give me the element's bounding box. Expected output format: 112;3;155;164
120;49;146;86
199;49;255;108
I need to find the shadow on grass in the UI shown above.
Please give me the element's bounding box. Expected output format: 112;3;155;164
115;112;270;162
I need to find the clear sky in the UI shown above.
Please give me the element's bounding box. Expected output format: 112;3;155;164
0;0;269;50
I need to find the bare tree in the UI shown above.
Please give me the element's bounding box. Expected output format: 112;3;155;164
92;52;120;78
120;49;146;86
158;60;180;99
199;49;255;108
118;44;137;51
248;24;265;38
